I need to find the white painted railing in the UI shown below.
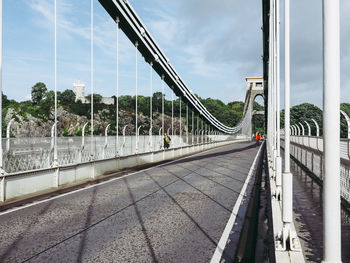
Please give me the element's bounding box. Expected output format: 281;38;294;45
282;136;350;204
1;134;242;173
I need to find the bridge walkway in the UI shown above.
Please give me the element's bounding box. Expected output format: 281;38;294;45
290;154;350;263
0;141;259;263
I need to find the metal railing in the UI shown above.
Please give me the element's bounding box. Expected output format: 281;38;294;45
281;135;350;204
1;133;241;173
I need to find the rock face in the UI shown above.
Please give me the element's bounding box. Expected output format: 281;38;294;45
4;107;186;137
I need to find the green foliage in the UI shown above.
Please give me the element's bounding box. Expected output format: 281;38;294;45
195;96;244;127
2;86;265;136
58;89;76;105
228;101;244;113
152;92;163;113
62;127;70;137
85;94;103;105
74;127;82;136
281;103;323;136
2;92;10;108
253;101;264;111
31;82;47;104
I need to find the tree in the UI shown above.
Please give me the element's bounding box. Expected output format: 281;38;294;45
119;95;133;111
85;94;102;105
152;92;163;112
2;92;10;108
58;89;76;105
31;82;47;104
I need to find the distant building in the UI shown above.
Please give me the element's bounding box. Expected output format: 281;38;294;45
73;81;88;103
72;81;113;105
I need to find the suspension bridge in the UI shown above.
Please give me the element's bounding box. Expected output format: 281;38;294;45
0;0;349;262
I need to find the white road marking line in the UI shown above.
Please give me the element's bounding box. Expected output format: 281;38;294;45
0;140;248;216
210;142;263;263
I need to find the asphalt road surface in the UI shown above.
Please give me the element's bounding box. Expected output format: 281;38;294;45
0;141;258;263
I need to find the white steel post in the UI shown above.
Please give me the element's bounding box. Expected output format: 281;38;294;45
90;0;94;160
161;75;164;149
172;90;174;138
268;0;274;157
275;0;282;196
179;96;182;146
201;119;203;144
322;0;341;261
186;104;189;145
116;17;119;156
53;0;58;166
282;0;297;250
0;0;2;175
135;41;138;154
192;110;194;145
150;62;153;151
197;115;199;144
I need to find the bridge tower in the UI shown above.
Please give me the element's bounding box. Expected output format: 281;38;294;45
242;77;264;139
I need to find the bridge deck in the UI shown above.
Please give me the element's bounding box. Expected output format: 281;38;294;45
0;141;258;263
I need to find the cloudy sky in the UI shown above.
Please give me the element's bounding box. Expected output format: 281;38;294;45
2;0;349;108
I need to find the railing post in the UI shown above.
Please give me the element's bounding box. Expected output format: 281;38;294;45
137;125;142;153
298;122;305;136
322;0;341;261
159;127;163;150
340;110;350;139
149;127;153;152
304;121;311;148
201;119;204;145
50;123;57;166
103;124;111;159
304;121;311;136
311;118;320;137
6;118;14;152
121;125;128;156
80;122;88;163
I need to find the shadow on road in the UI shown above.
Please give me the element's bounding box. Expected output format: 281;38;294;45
0;201;53;262
164;142;257;166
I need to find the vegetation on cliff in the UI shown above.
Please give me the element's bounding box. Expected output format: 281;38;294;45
1;82;251;137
